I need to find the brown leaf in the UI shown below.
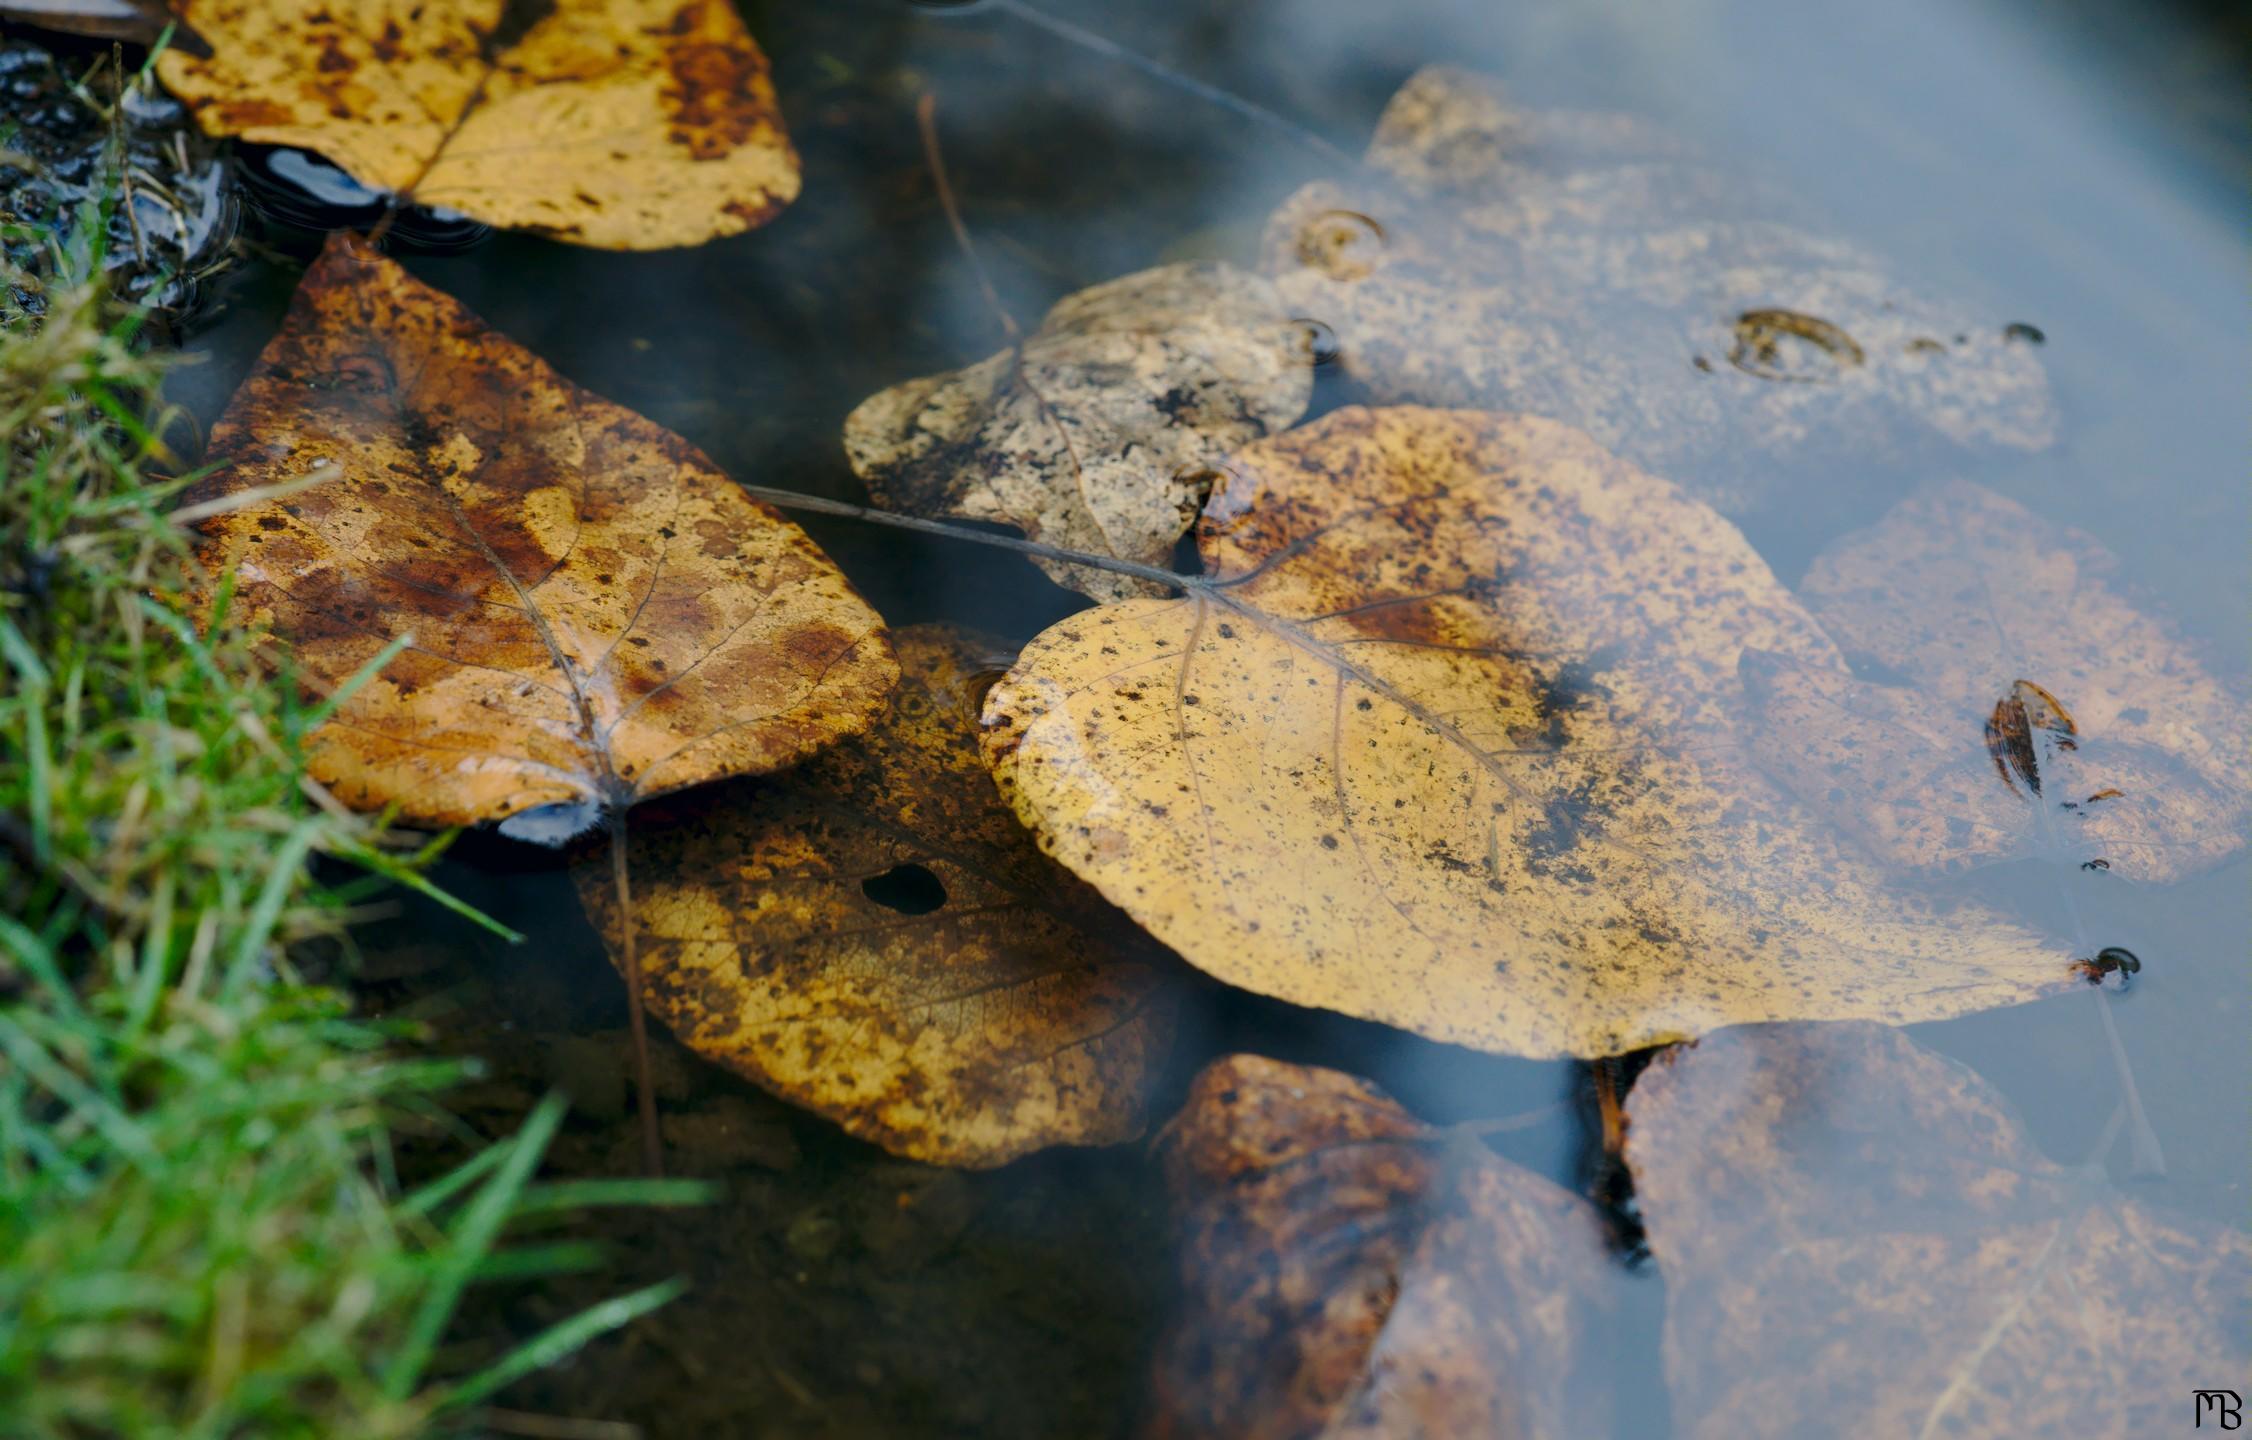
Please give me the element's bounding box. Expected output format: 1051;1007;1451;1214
982;405;2070;1059
1627;1022;2252;1438
572;625;1178;1167
1745;481;2249;882
184;233;896;840
155;0;799;249
1258;67;2055;510
1148;1053;1614;1440
843;262;1312;602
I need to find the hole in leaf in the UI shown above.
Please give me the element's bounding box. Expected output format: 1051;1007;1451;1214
862;862;947;914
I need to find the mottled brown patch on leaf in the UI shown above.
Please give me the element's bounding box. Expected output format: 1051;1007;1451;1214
573;626;1177;1167
1628;1023;2252;1439
1745;481;2249;882
1148;1054;1614;1440
1257;67;2055;511
845;262;1310;602
184;235;895;834
156;0;798;248
982;406;2071;1058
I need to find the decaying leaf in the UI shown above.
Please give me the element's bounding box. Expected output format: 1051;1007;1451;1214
982;406;2071;1058
1258;67;2055;509
572;625;1177;1167
1746;481;2249;883
155;0;799;248
1149;1054;1614;1440
184;233;896;840
843;262;1311;602
1627;1022;2252;1438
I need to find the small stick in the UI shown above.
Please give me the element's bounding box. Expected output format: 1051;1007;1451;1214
1591;1057;1626;1158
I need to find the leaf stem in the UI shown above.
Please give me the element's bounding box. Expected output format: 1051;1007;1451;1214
736;483;1194;593
608;810;664;1178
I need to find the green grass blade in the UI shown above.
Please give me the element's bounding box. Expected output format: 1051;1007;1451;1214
382;1092;567;1399
438;1278;685;1414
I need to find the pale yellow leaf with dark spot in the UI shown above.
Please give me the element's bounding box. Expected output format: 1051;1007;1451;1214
1258;66;2054;511
1150;1053;1615;1440
844;262;1311;602
1628;1022;2252;1439
574;626;1179;1167
981;406;2073;1058
156;0;798;248
183;234;895;836
1746;479;2250;881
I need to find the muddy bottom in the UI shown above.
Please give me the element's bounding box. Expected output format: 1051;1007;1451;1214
360;852;1169;1440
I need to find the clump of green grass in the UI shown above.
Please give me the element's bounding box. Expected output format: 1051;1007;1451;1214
0;158;700;1437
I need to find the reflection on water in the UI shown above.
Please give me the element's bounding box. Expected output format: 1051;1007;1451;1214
165;0;2249;1433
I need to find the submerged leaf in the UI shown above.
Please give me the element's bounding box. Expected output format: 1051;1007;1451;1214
156;0;799;248
574;626;1178;1167
1259;67;2055;509
1746;481;2249;882
184;234;896;836
1627;1022;2252;1438
1149;1054;1614;1440
982;406;2070;1058
843;262;1311;602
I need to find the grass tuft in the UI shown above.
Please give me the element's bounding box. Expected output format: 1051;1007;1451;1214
0;122;695;1439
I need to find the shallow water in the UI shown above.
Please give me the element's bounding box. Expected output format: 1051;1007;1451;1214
158;0;2251;1433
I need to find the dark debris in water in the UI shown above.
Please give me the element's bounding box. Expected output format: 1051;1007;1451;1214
236;144;493;255
0;37;236;325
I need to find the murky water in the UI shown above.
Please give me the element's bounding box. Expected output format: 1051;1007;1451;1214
145;0;2250;1433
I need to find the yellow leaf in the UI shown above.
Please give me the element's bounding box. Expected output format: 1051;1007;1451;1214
155;0;799;249
1258;67;2055;510
574;625;1180;1167
1150;1053;1615;1440
1745;480;2250;882
1628;1022;2252;1439
844;262;1311;602
184;233;895;839
982;406;2072;1057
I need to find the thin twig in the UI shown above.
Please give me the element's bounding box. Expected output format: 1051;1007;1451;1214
986;0;1357;169
914;92;1019;346
737;483;1191;592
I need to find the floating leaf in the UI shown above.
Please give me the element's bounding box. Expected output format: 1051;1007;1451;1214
1149;1053;1614;1440
1627;1022;2252;1438
1746;479;2251;882
1258;67;2055;509
155;0;799;248
184;233;896;840
844;262;1311;602
981;406;2070;1058
573;625;1178;1167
